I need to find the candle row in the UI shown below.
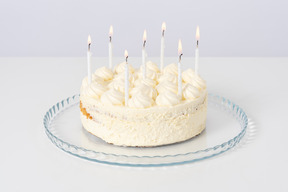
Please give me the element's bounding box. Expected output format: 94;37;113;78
87;23;200;76
86;23;201;105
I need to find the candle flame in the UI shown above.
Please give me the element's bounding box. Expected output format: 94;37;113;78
143;30;147;42
162;22;166;32
178;39;182;55
109;25;113;37
196;26;200;40
124;50;128;58
88;35;91;45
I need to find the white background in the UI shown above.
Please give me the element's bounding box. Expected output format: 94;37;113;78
0;0;288;57
1;0;288;191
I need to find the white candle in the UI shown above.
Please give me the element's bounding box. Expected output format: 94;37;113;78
160;22;166;72
195;26;200;75
142;30;147;79
109;25;113;69
124;50;129;106
87;35;92;84
178;39;183;98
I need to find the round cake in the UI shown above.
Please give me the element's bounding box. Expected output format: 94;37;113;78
80;61;207;147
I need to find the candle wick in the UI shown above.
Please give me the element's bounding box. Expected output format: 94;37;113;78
143;40;146;48
162;30;165;37
197;40;199;48
109;36;112;43
126;56;128;64
88;43;91;52
179;53;183;62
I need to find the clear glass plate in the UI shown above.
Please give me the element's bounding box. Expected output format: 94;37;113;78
44;94;248;167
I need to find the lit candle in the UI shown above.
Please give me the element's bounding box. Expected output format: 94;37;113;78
109;25;113;69
124;50;129;106
87;35;92;84
160;22;166;72
195;26;200;75
178;39;183;98
142;30;147;79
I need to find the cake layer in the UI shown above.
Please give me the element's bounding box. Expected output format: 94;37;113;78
80;92;207;147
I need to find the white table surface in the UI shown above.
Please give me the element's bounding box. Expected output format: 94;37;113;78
1;57;287;192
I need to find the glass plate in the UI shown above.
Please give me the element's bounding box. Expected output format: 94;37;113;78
44;94;248;167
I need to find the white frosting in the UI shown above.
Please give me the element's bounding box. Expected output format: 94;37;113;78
81;64;206;108
143;69;158;81
100;89;125;106
183;83;200;100
81;76;105;93
94;66;113;81
114;71;136;84
136;68;158;81
134;77;157;88
158;73;178;84
133;69;141;79
130;83;157;99
182;68;196;83
92;74;105;83
114;62;134;74
155;91;180;106
191;75;207;90
80;77;90;93
163;63;178;75
182;69;206;90
81;82;108;99
128;92;155;108
141;61;160;73
81;93;207;146
138;63;159;81
156;81;178;94
108;78;133;93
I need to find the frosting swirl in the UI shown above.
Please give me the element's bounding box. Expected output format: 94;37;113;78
138;68;158;81
141;61;160;73
156;91;180;106
113;71;136;84
81;76;105;93
128;92;154;108
156;81;178;94
134;78;157;88
182;69;206;90
130;83;157;99
100;89;124;106
183;84;200;100
108;78;132;93
191;75;207;90
182;68;196;84
80;77;89;93
94;66;113;81
114;62;134;74
92;74;105;83
82;82;107;99
158;73;178;84
163;63;178;75
146;70;158;81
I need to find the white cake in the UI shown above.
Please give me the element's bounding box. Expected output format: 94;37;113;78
80;61;207;147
